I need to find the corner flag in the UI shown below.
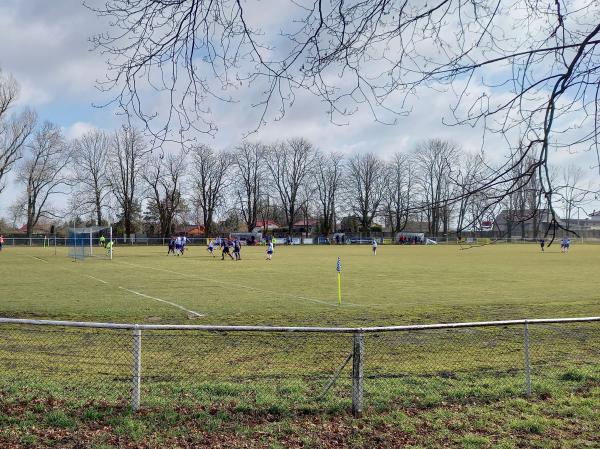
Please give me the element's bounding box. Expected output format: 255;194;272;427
337;256;342;305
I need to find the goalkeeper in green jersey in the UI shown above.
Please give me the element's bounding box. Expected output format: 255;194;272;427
99;235;106;247
106;240;113;256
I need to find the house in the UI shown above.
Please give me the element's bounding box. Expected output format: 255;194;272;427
292;218;318;235
253;220;280;232
16;223;52;235
176;224;206;236
589;210;600;223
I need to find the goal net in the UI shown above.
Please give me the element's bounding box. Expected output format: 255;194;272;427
68;226;113;261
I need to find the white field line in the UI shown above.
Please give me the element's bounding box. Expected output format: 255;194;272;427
22;253;203;318
116;260;373;308
85;274;108;284
117;286;204;317
83;273;203;318
24;255;48;263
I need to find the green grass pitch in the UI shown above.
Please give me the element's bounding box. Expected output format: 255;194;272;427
1;243;599;447
0;242;598;325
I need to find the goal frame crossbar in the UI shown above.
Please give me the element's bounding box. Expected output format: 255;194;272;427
68;226;112;261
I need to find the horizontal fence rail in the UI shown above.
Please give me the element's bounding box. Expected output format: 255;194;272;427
5;236;600;247
1;316;599;331
1;317;598;416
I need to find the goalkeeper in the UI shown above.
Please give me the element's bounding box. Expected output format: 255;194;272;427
106;239;113;256
99;235;106;248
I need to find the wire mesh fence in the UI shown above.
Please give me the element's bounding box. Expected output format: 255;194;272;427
0;318;598;416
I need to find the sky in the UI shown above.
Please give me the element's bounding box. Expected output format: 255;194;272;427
1;0;598;222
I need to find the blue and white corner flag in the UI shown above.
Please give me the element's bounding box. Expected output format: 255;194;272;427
336;256;342;273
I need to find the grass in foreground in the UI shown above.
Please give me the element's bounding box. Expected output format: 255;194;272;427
1;371;598;448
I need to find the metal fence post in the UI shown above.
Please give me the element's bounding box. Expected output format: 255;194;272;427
352;332;364;417
524;321;532;396
132;325;142;410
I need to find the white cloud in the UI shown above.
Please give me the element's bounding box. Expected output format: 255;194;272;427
63;122;97;140
0;0;598;220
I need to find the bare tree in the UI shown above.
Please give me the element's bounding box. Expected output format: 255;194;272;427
143;149;188;237
383;152;414;234
346;153;387;232
314;151;344;236
266;138;315;235
414;139;458;237
454;152;488;236
557;164;594;229
7;199;26;230
0;71;36;194
109;126;148;238
17;122;71;237
232;141;266;232
71;130;112;226
92;1;600;236
190;144;230;236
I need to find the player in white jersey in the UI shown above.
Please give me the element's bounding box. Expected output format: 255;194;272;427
175;236;183;255
266;241;274;260
181;236;188;255
207;240;215;257
372;239;378;255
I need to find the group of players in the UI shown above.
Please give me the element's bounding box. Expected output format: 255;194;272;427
167;235;189;256
206;237;275;260
539;237;571;253
207;238;242;260
167;235;275;260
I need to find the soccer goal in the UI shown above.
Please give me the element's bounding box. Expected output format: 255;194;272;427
68;226;113;261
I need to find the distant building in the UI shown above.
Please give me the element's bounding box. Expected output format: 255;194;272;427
589;210;600;223
493;209;556;237
175;225;206;236
16;223;52;235
253;220;280;233
292;218;318;235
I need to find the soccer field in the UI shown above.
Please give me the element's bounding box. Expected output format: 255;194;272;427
1;243;599;448
1;242;598;325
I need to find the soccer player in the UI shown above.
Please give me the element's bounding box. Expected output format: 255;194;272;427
99;235;106;248
0;234;4;251
207;239;215;257
168;237;176;255
266;241;274;260
564;238;571;254
233;239;241;260
222;239;234;260
175;235;183;256
372;239;378;255
539;238;545;252
106;240;113;256
181;235;188;255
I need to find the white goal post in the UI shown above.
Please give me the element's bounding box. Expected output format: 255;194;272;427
68;226;113;261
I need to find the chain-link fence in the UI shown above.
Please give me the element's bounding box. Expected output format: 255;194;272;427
0;317;598;417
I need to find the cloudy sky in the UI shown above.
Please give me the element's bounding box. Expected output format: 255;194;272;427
1;0;598;220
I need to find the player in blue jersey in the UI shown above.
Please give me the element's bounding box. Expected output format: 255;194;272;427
222;239;234;260
233;239;241;260
167;237;176;255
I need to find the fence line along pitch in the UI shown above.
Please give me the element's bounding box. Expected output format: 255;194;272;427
0;316;598;416
1;316;599;332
